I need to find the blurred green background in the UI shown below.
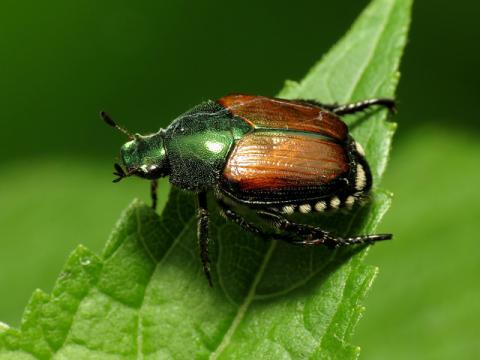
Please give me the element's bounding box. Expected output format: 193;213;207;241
0;0;478;358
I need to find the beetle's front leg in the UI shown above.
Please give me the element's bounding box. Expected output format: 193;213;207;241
150;179;158;210
197;192;213;287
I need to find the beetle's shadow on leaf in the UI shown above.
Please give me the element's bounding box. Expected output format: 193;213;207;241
128;187;387;310
208;196;378;304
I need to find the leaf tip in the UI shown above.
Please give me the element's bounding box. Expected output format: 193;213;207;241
69;244;99;265
50;245;102;293
25;289;50;311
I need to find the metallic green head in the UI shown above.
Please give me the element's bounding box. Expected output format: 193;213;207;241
119;131;169;180
101;111;169;182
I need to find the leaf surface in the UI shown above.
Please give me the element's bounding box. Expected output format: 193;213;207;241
0;0;412;358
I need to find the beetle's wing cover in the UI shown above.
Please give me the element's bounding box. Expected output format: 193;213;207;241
218;94;348;141
223;131;349;193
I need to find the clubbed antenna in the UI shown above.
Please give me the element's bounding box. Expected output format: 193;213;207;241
101;111;134;139
112;163;127;183
112;163;137;183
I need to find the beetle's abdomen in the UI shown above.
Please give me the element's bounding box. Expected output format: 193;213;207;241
223;131;349;191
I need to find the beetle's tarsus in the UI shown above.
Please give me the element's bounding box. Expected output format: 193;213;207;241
294;233;393;247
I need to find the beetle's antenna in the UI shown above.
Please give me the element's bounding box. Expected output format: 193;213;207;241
101;111;134;139
112;163;127;183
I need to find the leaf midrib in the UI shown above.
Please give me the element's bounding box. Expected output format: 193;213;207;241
209;242;277;360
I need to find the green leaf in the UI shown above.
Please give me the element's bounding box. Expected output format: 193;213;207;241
0;0;411;358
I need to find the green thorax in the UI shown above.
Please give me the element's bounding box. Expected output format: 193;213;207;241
164;100;251;190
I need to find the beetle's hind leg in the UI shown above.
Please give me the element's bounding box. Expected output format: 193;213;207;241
299;98;396;115
217;201;391;248
258;210;392;248
197;192;213;287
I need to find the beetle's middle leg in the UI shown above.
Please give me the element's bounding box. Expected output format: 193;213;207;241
217;200;297;242
197;192;213;287
218;201;264;235
299;98;396;115
258;210;392;248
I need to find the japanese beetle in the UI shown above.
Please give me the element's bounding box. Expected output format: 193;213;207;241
103;94;395;286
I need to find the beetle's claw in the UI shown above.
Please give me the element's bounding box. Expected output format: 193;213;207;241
387;102;398;114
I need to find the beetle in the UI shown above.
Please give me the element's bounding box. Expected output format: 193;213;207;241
102;94;395;286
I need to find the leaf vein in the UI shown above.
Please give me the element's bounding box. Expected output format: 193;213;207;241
136;216;196;359
209;242;278;359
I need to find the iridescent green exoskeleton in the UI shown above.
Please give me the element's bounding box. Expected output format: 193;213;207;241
103;95;396;286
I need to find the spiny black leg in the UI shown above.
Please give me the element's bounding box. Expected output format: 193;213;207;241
150;179;158;210
218;201;264;235
218;201;302;243
218;205;391;248
331;98;396;115
258;210;330;242
297;98;396;115
258;210;392;248
197;192;213;287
